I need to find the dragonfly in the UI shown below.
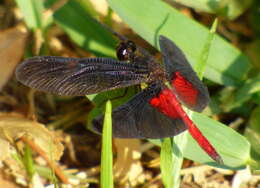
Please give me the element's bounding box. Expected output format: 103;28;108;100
15;27;223;164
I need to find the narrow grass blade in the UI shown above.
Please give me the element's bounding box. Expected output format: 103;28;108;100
15;0;44;29
195;18;218;79
160;138;174;188
53;1;116;57
23;143;35;180
160;134;187;188
245;106;260;170
172;133;188;186
101;100;113;188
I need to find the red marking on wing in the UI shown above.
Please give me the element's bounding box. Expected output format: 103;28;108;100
149;90;180;119
172;72;198;107
149;88;223;164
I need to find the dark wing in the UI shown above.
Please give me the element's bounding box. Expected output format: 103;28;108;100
159;35;210;112
92;83;187;139
16;56;149;96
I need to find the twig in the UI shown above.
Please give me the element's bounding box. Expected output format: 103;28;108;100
20;136;69;184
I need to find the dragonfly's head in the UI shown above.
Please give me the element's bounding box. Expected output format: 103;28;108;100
116;40;136;61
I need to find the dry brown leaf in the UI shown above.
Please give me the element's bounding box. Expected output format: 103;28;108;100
114;139;145;186
0;25;28;90
0;168;21;188
0;112;63;161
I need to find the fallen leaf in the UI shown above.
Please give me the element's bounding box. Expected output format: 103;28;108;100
0;25;28;90
0;168;21;188
0;112;63;161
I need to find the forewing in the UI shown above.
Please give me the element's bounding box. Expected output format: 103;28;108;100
159;35;210;112
92;83;187;139
16;56;149;96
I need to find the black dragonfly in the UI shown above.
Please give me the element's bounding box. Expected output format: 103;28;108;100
15;27;223;164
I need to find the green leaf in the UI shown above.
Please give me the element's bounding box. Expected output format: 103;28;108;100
245;106;260;170
234;76;260;105
219;76;260;111
108;0;251;86
101;100;113;188
169;0;253;20
186;112;250;168
53;1;116;57
15;0;44;29
152;112;251;169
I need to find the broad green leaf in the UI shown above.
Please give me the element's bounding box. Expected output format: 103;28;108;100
169;0;252;20
186;112;250;168
101;100;113;188
53;1;116;57
108;0;251;86
15;0;44;29
151;112;251;169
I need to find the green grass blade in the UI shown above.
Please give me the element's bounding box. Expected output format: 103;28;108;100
245;106;260;170
219;75;260;111
160;138;174;188
53;1;116;57
195;18;218;79
15;0;44;29
23;144;35;180
234;76;260;106
101;100;113;188
172;133;188;186
108;0;251;86
160;134;188;188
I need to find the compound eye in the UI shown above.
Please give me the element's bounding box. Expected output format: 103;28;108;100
126;40;136;52
116;40;137;61
116;42;128;60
